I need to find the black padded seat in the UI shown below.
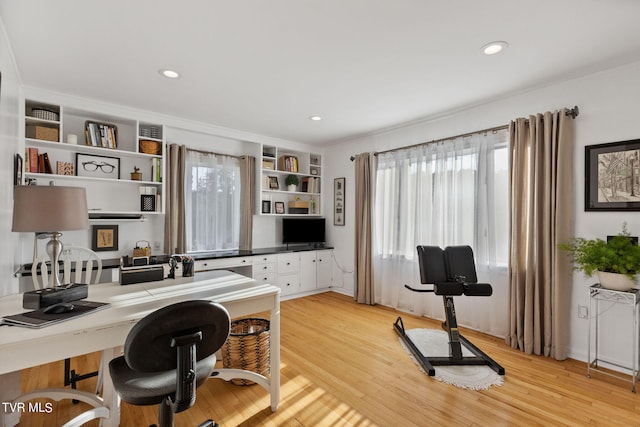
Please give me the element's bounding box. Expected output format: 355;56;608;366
108;353;217;406
109;300;230;427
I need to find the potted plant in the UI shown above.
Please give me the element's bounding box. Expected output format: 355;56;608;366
285;174;299;192
559;223;640;291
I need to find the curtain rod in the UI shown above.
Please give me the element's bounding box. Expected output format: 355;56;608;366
349;105;579;161
186;147;244;160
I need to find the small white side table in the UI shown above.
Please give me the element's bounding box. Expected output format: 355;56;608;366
588;284;639;392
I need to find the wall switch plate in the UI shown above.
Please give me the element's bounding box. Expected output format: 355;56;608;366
578;305;588;319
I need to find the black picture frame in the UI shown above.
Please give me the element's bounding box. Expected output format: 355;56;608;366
261;200;271;214
274;201;285;214
585;139;640;211
91;224;119;252
334;177;345;226
76;153;120;179
14;153;23;186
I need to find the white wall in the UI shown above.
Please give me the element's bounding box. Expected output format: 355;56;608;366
1;17;22;296
324;60;640;364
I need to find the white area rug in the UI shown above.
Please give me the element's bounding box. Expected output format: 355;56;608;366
399;328;504;390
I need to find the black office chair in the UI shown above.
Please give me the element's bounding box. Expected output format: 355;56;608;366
394;245;504;376
109;300;230;427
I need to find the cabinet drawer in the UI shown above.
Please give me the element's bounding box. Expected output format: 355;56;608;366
254;254;277;264
195;256;252;272
277;253;300;274
253;272;276;284
276;273;299;295
253;262;276;274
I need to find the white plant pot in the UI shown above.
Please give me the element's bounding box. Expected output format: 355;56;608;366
596;271;636;291
287;185;297;192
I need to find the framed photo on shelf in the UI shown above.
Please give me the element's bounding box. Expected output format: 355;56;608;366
334;177;345;226
274;201;285;214
585;139;640;211
76;153;120;179
262;200;271;214
268;176;279;190
14;153;23;186
91;224;118;252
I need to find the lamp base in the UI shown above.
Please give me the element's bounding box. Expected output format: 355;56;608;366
45;232;64;288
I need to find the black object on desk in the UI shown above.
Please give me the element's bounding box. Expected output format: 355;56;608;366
22;283;89;309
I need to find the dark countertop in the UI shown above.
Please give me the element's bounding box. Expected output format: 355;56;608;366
16;245;332;276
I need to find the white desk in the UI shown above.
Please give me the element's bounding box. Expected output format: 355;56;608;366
0;270;281;426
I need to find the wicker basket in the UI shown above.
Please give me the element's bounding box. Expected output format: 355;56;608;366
139;140;162;155
222;318;270;386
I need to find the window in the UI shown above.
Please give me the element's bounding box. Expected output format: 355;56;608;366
373;129;510;336
184;150;241;253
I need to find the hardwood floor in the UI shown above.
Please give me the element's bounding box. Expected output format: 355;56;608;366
19;292;640;426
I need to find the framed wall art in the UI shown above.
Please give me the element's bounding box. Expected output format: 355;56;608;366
92;224;119;252
334;177;345;226
76;153;120;179
585;139;640;211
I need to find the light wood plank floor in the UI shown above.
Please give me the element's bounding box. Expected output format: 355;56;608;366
19;292;640;426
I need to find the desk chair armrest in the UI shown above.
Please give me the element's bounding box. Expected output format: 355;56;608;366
463;283;493;297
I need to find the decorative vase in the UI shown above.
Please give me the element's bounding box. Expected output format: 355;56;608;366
287;184;296;192
596;271;636;291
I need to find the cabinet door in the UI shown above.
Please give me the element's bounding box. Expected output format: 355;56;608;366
316;250;332;288
299;251;317;292
277;273;300;296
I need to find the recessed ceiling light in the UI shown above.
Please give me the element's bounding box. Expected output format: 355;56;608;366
159;69;180;79
481;41;508;55
309;115;322;121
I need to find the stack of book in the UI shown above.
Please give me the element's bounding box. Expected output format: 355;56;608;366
25;147;53;174
85;121;118;149
301;177;320;193
278;155;298;172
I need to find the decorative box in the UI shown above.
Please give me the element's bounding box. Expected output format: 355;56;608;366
26;125;59;142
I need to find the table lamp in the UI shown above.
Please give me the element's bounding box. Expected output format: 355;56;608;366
12;185;89;288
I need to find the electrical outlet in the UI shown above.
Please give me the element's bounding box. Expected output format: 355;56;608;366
154;241;161;250
578;305;588;319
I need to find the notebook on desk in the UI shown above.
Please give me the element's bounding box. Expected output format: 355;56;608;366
1;300;110;329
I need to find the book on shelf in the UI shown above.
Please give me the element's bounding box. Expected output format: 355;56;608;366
150;157;162;182
56;161;74;176
300;176;320;193
28;147;39;172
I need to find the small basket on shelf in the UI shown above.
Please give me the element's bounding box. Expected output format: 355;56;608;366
139;140;162;155
133;240;151;257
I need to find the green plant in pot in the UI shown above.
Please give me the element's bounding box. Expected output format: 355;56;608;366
285;174;299;192
559;224;640;291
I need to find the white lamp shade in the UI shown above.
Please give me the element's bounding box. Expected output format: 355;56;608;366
12;185;89;232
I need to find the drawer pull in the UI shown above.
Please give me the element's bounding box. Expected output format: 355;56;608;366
263;266;268;270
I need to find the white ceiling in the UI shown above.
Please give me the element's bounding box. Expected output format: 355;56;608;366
2;0;640;146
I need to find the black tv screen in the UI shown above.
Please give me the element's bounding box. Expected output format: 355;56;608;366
282;218;326;244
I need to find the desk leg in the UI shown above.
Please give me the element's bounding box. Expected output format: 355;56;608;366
270;301;281;412
100;348;120;427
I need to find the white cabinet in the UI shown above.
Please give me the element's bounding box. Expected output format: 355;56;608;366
300;250;332;292
252;254;277;284
259;144;322;216
316;250;332;288
276;253;300;295
23;99;165;218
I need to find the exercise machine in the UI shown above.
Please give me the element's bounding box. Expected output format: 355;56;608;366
394;245;505;376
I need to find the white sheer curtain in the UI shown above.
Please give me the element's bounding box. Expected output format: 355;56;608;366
373;129;509;337
185;150;241;253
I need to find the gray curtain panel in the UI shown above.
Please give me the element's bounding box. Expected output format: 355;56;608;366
507;109;574;360
239;156;255;250
164;144;187;254
354;152;375;305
